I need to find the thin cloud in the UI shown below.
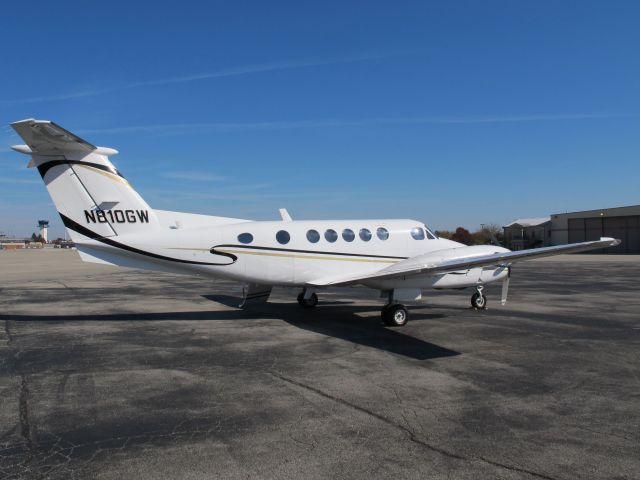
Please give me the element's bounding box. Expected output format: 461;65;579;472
0;177;40;185
78;112;640;136
161;171;228;182
147;189;355;203
0;53;389;105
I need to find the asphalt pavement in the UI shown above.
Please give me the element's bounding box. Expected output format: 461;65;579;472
1;249;639;479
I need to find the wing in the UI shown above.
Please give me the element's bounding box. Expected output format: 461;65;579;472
308;237;620;287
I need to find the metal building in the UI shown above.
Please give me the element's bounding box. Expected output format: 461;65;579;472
503;217;551;250
550;205;640;254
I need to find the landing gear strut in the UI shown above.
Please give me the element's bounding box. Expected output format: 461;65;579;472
297;288;318;308
471;285;487;310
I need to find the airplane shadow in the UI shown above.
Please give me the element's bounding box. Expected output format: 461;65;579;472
202;294;459;360
0;298;460;361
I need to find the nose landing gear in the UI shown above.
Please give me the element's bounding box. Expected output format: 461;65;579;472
471;285;487;309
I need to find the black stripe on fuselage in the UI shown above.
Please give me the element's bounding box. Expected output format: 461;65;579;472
211;244;409;260
37;160;124;179
60;214;237;266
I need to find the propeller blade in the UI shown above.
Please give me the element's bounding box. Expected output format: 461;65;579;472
501;267;511;305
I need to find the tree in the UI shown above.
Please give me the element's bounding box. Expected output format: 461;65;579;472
471;229;490;245
484;223;504;244
435;230;454;240
29;233;45;243
451;227;472;245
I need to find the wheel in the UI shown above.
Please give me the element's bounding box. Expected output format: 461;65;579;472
471;292;487;309
298;292;318;308
383;304;409;326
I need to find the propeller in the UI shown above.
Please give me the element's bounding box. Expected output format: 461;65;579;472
500;266;511;306
489;232;501;246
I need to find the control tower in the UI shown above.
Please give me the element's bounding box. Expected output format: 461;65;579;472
38;220;49;243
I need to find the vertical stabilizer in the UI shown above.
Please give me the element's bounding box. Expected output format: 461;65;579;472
11;119;160;240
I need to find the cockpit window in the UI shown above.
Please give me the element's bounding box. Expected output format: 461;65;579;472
410;227;425;240
424;225;437;239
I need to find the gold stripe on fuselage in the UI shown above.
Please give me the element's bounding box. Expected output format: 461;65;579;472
169;247;400;263
219;249;399;263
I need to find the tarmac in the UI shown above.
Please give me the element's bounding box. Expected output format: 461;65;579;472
1;249;639;479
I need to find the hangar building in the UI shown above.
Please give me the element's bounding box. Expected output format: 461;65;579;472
550;205;640;254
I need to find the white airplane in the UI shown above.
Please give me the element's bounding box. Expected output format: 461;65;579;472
11;119;620;326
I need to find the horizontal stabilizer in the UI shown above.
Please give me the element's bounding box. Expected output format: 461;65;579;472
11;119;117;156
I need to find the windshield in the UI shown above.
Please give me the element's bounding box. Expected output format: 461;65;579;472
424;225;437;239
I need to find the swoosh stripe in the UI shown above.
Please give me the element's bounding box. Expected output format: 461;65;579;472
38;160;124;179
60;214;236;266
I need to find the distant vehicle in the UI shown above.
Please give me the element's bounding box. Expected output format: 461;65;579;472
11;119;619;325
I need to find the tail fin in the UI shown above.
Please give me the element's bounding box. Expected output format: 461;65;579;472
11;119;159;240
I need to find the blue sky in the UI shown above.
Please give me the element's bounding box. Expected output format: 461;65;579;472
1;1;639;239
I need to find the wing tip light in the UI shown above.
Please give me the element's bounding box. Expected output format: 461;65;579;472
600;237;621;246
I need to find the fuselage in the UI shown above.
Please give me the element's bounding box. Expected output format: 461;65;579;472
77;214;511;290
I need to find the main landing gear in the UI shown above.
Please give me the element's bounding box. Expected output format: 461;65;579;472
471;285;487;310
380;290;411;326
381;303;409;326
297;288;318;308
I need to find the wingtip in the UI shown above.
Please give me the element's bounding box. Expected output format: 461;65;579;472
10;118;45;126
600;237;622;246
11;144;32;154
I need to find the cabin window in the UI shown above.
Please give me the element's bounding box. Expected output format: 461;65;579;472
359;228;372;241
342;228;355;242
306;229;320;243
324;229;338;243
276;230;290;244
376;227;389;240
411;227;425;240
237;233;253;244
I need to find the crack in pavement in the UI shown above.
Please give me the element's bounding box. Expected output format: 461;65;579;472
4;319;12;343
270;371;560;480
18;375;36;451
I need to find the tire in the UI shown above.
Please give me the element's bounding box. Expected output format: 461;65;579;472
299;292;318;308
471;292;487;309
383;304;409;326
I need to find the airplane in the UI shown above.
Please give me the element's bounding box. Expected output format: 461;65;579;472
10;119;620;326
